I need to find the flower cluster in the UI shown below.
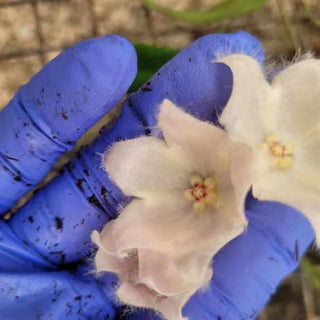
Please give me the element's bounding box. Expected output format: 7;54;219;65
92;55;320;320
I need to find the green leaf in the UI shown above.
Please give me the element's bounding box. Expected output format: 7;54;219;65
129;44;179;93
142;0;267;25
301;258;320;291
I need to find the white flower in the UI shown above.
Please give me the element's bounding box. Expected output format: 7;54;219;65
219;54;320;243
92;99;253;320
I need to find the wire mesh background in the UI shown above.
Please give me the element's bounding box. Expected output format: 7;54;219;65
1;0;320;107
0;0;320;319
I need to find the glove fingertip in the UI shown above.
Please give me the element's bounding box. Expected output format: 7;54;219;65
18;34;137;141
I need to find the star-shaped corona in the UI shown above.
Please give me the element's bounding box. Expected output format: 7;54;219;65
260;133;294;170
184;174;220;211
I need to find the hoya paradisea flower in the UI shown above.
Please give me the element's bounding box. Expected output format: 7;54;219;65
219;54;320;243
92;99;253;320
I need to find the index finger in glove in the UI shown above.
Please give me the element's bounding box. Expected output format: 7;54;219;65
0;35;137;213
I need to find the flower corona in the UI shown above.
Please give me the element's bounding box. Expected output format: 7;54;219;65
183;174;220;212
260;133;294;170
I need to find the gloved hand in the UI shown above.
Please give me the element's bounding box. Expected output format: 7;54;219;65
0;32;315;320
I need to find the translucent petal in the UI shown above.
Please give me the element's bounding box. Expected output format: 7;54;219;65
116;282;158;308
219;54;274;147
95;196;245;319
252;170;320;241
117;282;190;320
92;230;135;281
226;139;254;210
294;123;320;192
159;99;253;186
103;198;246;257
104;136;190;197
138;249;213;296
91;231;121;272
272;59;320;141
158;99;230;176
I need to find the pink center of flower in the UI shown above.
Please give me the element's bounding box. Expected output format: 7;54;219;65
183;174;220;212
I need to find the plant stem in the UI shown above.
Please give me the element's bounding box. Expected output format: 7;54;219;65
276;0;301;52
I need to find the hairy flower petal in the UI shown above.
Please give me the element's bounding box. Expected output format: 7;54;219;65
272;59;320;141
220;54;320;243
159;99;229;176
94;100;253;320
117;282;191;320
253;170;320;243
104;136;190;197
219;54;274;147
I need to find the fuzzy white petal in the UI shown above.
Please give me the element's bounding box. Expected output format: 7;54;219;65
229;142;255;212
159;99;229;176
92;230;136;281
219;54;275;147
94;196;245;320
253;170;320;241
104;136;190;197
294;124;320;191
221;55;320;241
102;199;246;256
214;136;253;215
159;99;253;184
272;59;320;141
96;100;253;320
159;99;226;150
117;282;190;320
138;249;213;296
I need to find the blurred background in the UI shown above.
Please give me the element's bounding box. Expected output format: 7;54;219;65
0;0;320;319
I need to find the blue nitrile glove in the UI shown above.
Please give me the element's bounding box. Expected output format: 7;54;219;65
0;32;315;320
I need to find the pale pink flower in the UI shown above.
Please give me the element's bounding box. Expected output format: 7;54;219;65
92;99;252;320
